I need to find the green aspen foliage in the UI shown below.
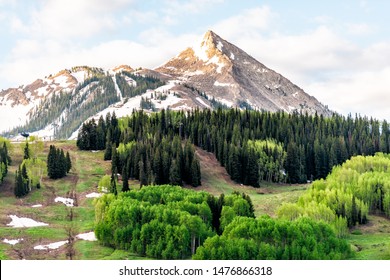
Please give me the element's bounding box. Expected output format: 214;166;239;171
94;185;254;259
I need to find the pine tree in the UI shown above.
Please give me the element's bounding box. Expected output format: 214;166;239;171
24;142;30;160
122;166;130;192
245;149;259;187
139;160;147;188
66;151;72;173
104;140;112;161
59;149;66;178
285;142;300;183
169;159;182;186
47;145;55;179
111;144;118;175
47;145;69;179
191;157;201;187
21;163;30;195
110;173;117;196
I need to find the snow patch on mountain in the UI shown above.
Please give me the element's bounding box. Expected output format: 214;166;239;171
196;97;210;108
217;41;223;51
206;55;225;73
71;70;87;84
214;81;232;87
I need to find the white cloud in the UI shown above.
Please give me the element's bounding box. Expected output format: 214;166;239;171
306;67;390;120
162;0;225;16
13;0;135;40
212;6;275;40
346;23;373;35
0;31;198;88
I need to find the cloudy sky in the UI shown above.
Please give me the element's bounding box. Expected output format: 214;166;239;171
1;0;389;120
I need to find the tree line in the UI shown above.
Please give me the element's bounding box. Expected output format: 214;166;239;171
78;108;390;187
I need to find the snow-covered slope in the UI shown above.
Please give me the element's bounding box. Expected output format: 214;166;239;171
0;66;99;134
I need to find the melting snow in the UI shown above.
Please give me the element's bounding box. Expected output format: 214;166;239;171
37;86;50;97
0;102;34;133
219;99;233;107
230;52;235;60
184;70;204;76
31;204;43;208
76;232;97;241
293;92;299;98
112;75;124;101
153;94;182;110
3;238;23;245
71;70;87;83
53;75;71;88
34;240;68;250
55;197;74;207
214;81;231;87
196;97;211;109
86;192;102;198
7;215;48;228
206;55;225;73
191;36;210;61
288;106;296;111
217;41;223;51
173;104;192;111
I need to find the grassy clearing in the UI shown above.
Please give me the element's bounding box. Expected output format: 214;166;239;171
0;140;113;260
347;215;390;260
195;147;308;217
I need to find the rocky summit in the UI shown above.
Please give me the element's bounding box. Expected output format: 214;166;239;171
157;30;331;115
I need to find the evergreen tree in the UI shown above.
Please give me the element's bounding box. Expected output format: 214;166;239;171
47;145;70;179
23;142;30;160
139;160;147;188
110;173;117;196
285;142;300;183
191;157;201;187
104;140;112;161
169;159;182;186
66;151;72;173
122;166;130;192
111;144;118;175
47;145;55;179
245;149;259;187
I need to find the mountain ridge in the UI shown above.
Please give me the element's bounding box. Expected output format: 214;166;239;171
0;30;332;139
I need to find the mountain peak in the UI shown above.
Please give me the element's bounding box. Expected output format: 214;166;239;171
157;30;332;117
192;30;226;62
202;30;218;45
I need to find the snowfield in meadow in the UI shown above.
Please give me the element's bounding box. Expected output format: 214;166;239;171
7;215;48;228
